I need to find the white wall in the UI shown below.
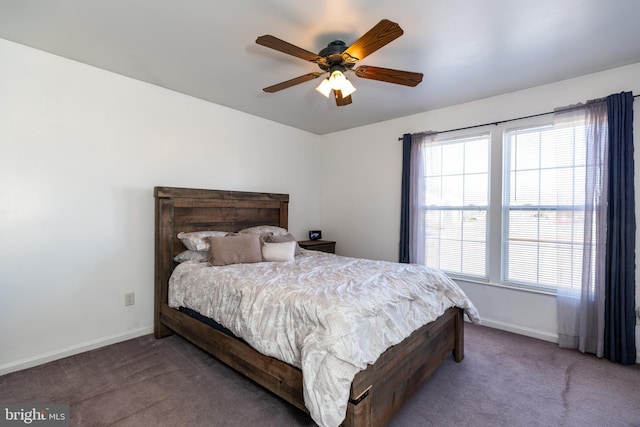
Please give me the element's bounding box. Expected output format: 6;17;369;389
320;62;640;360
0;39;323;374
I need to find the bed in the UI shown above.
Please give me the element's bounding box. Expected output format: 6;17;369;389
154;186;478;427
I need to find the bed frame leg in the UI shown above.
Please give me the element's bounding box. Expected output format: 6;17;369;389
154;315;173;339
155;325;173;339
343;389;372;427
453;309;464;362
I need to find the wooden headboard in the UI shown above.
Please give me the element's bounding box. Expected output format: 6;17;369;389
153;186;289;336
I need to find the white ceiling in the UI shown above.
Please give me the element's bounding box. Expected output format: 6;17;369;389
1;0;640;135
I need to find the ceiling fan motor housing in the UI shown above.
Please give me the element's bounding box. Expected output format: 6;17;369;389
318;40;347;56
317;40;355;72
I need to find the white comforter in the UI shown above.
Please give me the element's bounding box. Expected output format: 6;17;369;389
168;250;479;427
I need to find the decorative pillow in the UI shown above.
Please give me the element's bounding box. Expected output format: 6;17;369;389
173;250;208;263
206;234;262;266
262;241;296;262
265;233;302;255
238;225;289;237
177;231;228;251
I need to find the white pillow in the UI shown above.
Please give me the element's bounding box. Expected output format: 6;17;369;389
177;231;228;251
239;225;289;237
265;233;302;255
261;241;296;262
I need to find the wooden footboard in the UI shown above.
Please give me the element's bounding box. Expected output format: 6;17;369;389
154;186;465;426
343;307;463;427
158;301;463;426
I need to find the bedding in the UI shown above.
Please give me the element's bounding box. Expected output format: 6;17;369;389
238;225;290;236
173;250;208;263
168;249;479;427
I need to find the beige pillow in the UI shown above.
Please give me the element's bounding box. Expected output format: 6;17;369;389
266;233;302;255
206;234;262;266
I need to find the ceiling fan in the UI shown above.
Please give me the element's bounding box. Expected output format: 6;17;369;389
256;19;423;106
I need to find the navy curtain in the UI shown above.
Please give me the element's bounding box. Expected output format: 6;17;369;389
604;91;636;364
399;133;412;263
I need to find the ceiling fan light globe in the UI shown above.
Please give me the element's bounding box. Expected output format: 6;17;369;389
329;70;346;89
328;70;356;97
340;79;357;97
316;78;332;97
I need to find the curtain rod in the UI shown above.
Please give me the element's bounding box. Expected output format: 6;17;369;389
397;93;640;141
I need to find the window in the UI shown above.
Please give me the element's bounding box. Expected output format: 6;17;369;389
418;117;592;292
422;134;490;278
503;124;588;290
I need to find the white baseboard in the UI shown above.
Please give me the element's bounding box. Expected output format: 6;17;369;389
476;317;559;344
0;326;154;376
2;321;636;374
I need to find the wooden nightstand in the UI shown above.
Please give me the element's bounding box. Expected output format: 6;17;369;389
297;239;336;254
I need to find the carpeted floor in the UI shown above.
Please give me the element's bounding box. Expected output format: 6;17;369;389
1;324;639;426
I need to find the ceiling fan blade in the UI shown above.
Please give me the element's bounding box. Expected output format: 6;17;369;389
342;19;404;61
256;35;322;62
354;65;423;87
263;72;324;93
334;90;353;106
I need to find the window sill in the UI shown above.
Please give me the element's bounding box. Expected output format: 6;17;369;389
450;275;558;297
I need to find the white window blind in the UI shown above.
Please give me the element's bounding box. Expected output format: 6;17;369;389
503;124;587;290
423;133;490;278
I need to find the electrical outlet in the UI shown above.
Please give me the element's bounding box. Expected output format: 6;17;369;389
124;292;135;306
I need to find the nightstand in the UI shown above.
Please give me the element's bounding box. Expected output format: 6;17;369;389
297;239;336;254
